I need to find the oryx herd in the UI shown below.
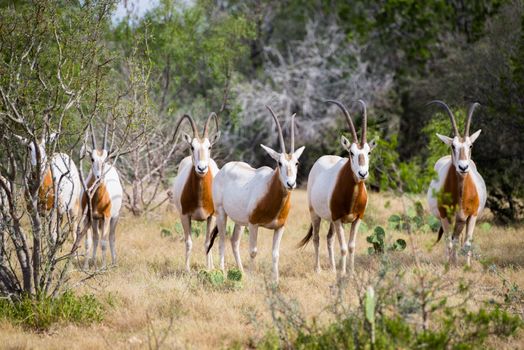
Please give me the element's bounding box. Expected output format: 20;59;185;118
16;99;487;282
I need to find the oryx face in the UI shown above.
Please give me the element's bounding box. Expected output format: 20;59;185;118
15;133;57;168
341;136;376;181
183;132;220;177
437;130;481;176
28;141;47;167
261;144;306;190
89;149;109;180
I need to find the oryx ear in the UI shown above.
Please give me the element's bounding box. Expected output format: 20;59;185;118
182;132;193;144
341;135;352;152
260;144;280;161
469;129;481;143
293;146;305;160
368;138;377;151
436;133;453;145
210;131;221;145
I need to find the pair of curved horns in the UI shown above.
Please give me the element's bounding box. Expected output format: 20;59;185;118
89;120;109;150
265;105;297;153
426;100;481;137
326;99;368;145
174;112;219;139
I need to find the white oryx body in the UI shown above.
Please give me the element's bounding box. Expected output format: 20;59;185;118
170;113;221;271
47;153;82;216
213;162;284;227
15;134;82;239
427;155;486;218
426;101;487;266
299;100;375;275
210;106;304;282
172;156;219;220
80;125;123;270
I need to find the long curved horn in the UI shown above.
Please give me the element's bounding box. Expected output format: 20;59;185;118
465;102;480;137
426;100;459;137
102;123;109;151
173;114;198;140
357;99;367;145
89;123;97;149
326;100;358;143
203;112;219;137
290;113;296;153
265;105;286;153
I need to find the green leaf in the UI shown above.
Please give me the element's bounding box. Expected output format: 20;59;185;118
160;228;172;238
394;239;407;251
365;286;376;324
480;222;492;232
374;226;386;240
388;214;401;223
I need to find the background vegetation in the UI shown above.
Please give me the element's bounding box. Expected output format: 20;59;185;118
1;0;523;348
112;0;523;222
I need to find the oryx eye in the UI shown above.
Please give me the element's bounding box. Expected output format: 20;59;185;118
278;161;282;167
208;146;211;150
91;157;94;162
190;146;194;151
295;162;299;167
368;152;371;155
469;145;472;149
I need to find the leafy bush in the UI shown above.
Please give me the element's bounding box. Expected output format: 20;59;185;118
259;307;521;349
370;134;436;193
0;291;104;330
366;226;407;255
388;201;440;233
198;268;243;291
259;273;522;350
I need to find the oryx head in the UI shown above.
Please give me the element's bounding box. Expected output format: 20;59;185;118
261;106;305;190
427;101;481;176
86;122;110;181
327;99;376;182
176;113;220;177
13;132;58;169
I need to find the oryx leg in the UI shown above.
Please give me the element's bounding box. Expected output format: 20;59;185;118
310;213;321;273
90;220;100;270
450;218;466;265
441;218;452;261
272;226;285;282
327;223;336;272
215;208;227;272
204;215;215;269
231;224;243;272
109;216;119;266
100;218;111;270
83;228;92;268
348;218;361;275
77;218;92;270
248;224;259;273
181;214;192;272
464;215;477;267
335;220;348;276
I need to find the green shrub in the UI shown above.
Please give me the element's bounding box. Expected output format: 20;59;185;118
366;226;407;255
258;307;521;350
198;268;243;291
388;201;440;233
0;291;104;330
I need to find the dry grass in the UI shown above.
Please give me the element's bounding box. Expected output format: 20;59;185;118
1;190;523;349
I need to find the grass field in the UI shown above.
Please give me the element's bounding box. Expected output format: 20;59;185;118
1;190;523;349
